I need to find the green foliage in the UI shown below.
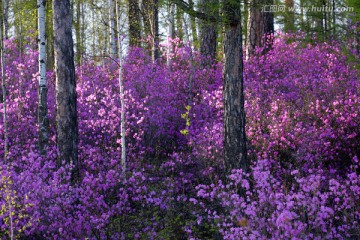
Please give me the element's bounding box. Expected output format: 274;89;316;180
347;0;360;21
0;169;33;239
180;105;191;136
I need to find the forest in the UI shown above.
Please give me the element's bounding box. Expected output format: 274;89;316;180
0;0;359;239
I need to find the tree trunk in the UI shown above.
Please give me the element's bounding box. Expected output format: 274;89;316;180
176;5;184;40
116;0;127;178
102;19;108;66
223;0;248;175
91;1;96;55
332;0;335;36
38;0;49;155
3;0;8;39
109;0;117;57
53;0;79;183
128;0;141;47
167;4;175;67
323;0;327;39
246;0;274;58
199;0;217;67
141;0;151;37
141;0;159;61
14;0;23;60
81;0;86;55
152;0;159;60
0;1;8;162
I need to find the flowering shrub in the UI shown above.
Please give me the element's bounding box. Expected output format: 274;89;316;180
187;34;360;239
191;161;360;239
0;35;358;239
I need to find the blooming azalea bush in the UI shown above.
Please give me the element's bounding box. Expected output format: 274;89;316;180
186;34;360;239
0;35;358;239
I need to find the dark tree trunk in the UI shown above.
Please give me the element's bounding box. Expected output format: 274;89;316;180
246;0;274;58
141;0;151;37
128;0;141;47
153;0;159;60
199;0;217;67
53;0;79;183
223;0;248;175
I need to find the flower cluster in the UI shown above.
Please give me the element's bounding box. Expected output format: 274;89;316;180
0;35;358;239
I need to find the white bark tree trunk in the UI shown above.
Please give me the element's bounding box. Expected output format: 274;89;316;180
38;0;48;155
116;0;126;178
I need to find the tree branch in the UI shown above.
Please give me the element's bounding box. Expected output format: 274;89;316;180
170;0;219;22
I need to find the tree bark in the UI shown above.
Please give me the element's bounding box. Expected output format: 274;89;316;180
53;0;79;182
246;0;274;58
141;0;159;61
152;0;159;61
176;5;184;39
128;0;141;46
332;0;335;35
0;0;8;162
109;0;117;57
116;0;127;178
223;0;248;175
38;0;49;155
167;4;175;67
3;0;8;39
199;0;217;67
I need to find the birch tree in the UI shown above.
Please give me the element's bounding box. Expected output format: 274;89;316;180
53;0;79;182
140;0;159;60
38;0;48;155
0;0;8;161
116;0;126;177
152;0;159;61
